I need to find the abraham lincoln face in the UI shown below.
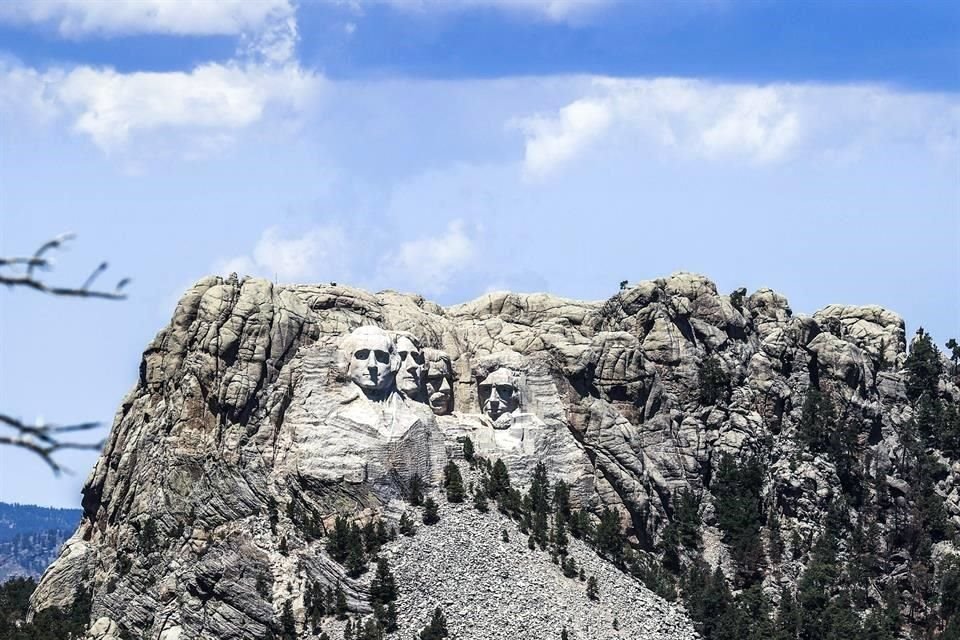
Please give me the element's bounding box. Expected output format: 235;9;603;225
478;368;519;420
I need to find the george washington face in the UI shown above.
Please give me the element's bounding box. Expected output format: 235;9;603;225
342;326;399;396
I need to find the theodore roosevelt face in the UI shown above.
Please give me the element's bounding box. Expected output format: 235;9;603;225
425;350;454;416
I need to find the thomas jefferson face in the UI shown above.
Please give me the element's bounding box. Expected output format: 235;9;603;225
479;368;519;420
344;326;398;393
395;334;425;399
424;352;454;416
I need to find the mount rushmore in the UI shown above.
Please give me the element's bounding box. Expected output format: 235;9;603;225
22;271;959;639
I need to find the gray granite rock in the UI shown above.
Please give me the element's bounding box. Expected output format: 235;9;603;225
29;272;956;638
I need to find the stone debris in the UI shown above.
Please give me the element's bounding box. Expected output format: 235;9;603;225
29;272;956;639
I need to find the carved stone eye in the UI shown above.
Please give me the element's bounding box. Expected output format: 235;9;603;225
496;385;514;397
354;349;370;360
374;350;390;364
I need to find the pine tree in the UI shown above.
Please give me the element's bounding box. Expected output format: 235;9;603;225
569;509;591;540
488;458;511;498
408;474;425;506
561;627;569;640
773;588;799;640
553;480;571;524
335;583;349;620
461;436;475;463
327;516;352;562
501;529;509;542
712;451;765;585
139;517;159;553
698;354;730;405
305;581;326;630
595;507;623;564
444;461;465;503
553;515;568;553
905;328;941;401
369;558;397;607
527;462;551;549
280;600;297;640
422;497;440;525
586;576;599;601
529;462;551;513
363;520;380;555
698;567;735;640
399;512;416;537
360;617;382;640
418;606;449;640
473;488;489;513
376;520;390;545
797;529;840;640
347;523;367;577
383;601;398;632
797;388;837;454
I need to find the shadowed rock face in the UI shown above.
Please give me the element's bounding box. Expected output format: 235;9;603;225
30;272;958;640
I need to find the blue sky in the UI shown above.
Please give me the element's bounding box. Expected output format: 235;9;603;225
0;0;958;507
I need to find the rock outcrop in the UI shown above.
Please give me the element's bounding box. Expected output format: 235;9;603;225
30;272;959;639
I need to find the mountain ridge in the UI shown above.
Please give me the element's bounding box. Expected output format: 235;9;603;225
19;271;959;639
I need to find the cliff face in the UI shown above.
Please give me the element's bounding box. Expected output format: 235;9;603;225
30;272;959;639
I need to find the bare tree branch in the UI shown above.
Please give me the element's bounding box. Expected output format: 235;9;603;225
0;233;129;300
1;233;127;473
0;414;104;474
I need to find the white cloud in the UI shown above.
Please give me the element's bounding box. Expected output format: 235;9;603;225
0;0;315;156
382;220;476;295
697;87;799;162
218;225;351;283
516;98;612;177
0;60;322;152
383;0;615;23
0;0;294;38
514;78;960;176
61;63;319;150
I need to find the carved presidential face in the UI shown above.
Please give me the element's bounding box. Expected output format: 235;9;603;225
395;334;425;399
424;351;454;416
343;326;399;394
478;368;519;420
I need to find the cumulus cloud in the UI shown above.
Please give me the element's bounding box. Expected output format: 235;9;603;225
513;78;960;177
515;98;612;177
383;0;615;23
61;63;318;150
516;78;809;176
218;225;351;283
0;60;321;152
381;220;477;295
0;0;315;156
0;0;294;38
